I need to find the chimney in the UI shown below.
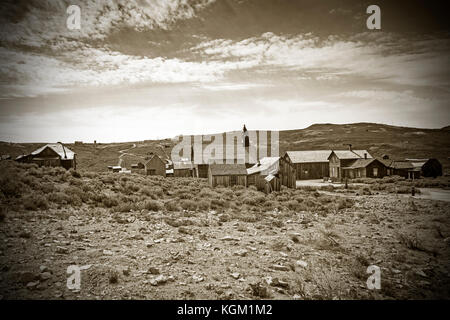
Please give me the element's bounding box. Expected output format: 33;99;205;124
59;142;67;159
348;144;352;151
364;153;367;159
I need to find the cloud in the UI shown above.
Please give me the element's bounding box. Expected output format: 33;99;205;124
192;32;450;87
0;0;216;47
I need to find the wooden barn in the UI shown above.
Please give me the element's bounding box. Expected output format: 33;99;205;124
173;162;196;177
145;155;166;177
246;156;296;192
406;158;442;178
286;150;331;180
16;143;76;170
341;158;388;179
208;164;247;187
328;149;372;180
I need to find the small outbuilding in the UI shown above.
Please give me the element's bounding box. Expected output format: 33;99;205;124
173;162;196;177
145;155;166;177
208;164;247;187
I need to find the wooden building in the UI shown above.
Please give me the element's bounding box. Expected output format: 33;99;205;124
173;162;196;177
131;162;144;173
246;156;296;192
406;158;442;178
341;158;388;179
386;161;420;179
208;164;247;187
145;155;166;177
16;143;76;170
286;150;331;180
197;164;209;178
328;149;372;180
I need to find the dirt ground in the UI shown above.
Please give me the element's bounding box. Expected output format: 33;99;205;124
1;190;449;300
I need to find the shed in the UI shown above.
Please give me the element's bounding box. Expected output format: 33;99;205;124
173;162;196;177
145;155;166;177
208;164;247;187
286;150;331;180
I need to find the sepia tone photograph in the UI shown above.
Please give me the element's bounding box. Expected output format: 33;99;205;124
0;0;449;304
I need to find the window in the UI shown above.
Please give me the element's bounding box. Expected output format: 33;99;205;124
148;169;156;175
373;167;378;177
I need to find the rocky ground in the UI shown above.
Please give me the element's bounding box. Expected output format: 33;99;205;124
1;190;449;300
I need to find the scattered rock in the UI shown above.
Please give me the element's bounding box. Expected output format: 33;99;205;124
102;249;113;256
193;274;204;283
233;249;248;257
39;266;49;273
40;272;52;281
230;272;240;280
147;267;160;275
149;275;174;286
296;260;308;268
56;246;68;254
415;270;427;278
270;277;289;289
26;281;39;290
270;264;290;271
220;236;240;241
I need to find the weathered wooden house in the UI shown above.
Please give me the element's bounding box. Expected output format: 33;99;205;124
246;156;296;192
286;150;331;180
145;155;166;177
387;161;420;179
16;143;76;170
341;158;388;179
208;164;247;187
328;149;372;180
406;158;442;178
173;162;196;177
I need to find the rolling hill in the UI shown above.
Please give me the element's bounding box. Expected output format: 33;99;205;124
1;122;449;173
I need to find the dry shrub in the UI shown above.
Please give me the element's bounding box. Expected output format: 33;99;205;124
23;195;49;210
141;199;163;211
180;199;197;211
164;200;180;211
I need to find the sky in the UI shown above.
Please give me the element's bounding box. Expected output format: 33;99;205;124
0;0;449;142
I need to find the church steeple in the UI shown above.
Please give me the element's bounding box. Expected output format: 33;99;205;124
242;124;249;148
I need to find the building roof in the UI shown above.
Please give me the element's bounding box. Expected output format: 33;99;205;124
31;143;76;160
390;161;414;170
247;157;280;175
173;162;195;170
209;163;248;176
145;154;165;166
330;150;372;160
342;158;381;169
286;150;332;163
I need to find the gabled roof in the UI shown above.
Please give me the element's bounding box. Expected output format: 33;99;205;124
329;150;372;160
247;157;280;175
390;161;414;170
286;150;332;163
342;158;386;169
31;143;76;160
145;154;165;166
209;164;248;176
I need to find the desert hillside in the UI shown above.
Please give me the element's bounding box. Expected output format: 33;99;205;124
0;123;449;173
